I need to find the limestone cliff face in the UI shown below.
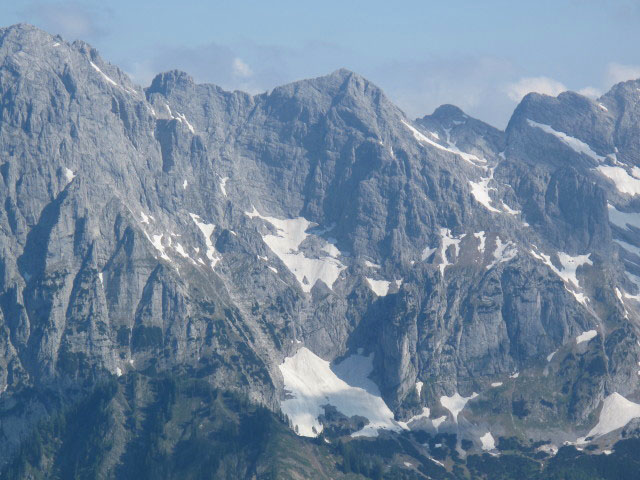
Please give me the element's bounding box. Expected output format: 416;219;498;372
0;23;639;465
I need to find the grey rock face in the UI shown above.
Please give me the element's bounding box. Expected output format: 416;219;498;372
0;23;639;466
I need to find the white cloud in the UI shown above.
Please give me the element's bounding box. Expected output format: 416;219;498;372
122;39;352;96
605;63;640;86
124;60;157;88
577;86;601;98
505;76;567;102
127;41;241;88
119;40;636;132
370;55;518;128
21;2;111;40
232;58;253;78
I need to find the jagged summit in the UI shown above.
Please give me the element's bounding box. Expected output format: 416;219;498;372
0;23;64;58
0;22;48;39
0;23;97;56
146;70;196;96
429;104;467;121
603;77;640;99
265;66;390;105
320;67;362;82
3;22;640;131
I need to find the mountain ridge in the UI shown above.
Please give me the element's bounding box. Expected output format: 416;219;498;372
0;22;639;478
5;21;636;137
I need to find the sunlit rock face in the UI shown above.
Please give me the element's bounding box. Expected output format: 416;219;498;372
0;23;639;470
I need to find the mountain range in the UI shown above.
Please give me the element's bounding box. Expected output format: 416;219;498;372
0;23;640;479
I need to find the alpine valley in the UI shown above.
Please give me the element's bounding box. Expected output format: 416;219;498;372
1;24;640;479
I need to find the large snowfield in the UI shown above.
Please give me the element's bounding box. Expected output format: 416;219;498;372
278;347;405;437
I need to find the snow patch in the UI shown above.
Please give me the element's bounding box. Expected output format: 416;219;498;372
163;103;195;133
322;242;340;258
174;243;191;260
366;278;392;296
576;330;598;344
189;213;221;270
174;112;195;133
614;239;640;259
577;393;640;442
90;61;118;87
63;167;76;184
364;260;380;269
440;392;478;423
421;247;436;261
416;381;424;396
245;208;346;292
474;231;486;255
432;416;447;429
615;288;628;318
469;168;517;215
597;166;640;196
470;175;500;213
530;249;591;305
279;348;405;437
220;176;229;196
623;283;640;301
491;382;503;388
554;252;592;287
537;444;558;456
146;233;170;262
398;407;431;428
502;202;520;215
183;179;188;189
438;228;464;275
402;120;486;166
527;120;606;162
480;432;495;451
487;236;517;269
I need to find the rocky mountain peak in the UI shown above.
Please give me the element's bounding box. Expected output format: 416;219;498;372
147;70;196;96
263;67;399;124
0;23;640;477
429;103;468;122
0;23;50;45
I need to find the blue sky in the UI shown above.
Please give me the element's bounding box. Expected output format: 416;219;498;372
2;0;640;127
